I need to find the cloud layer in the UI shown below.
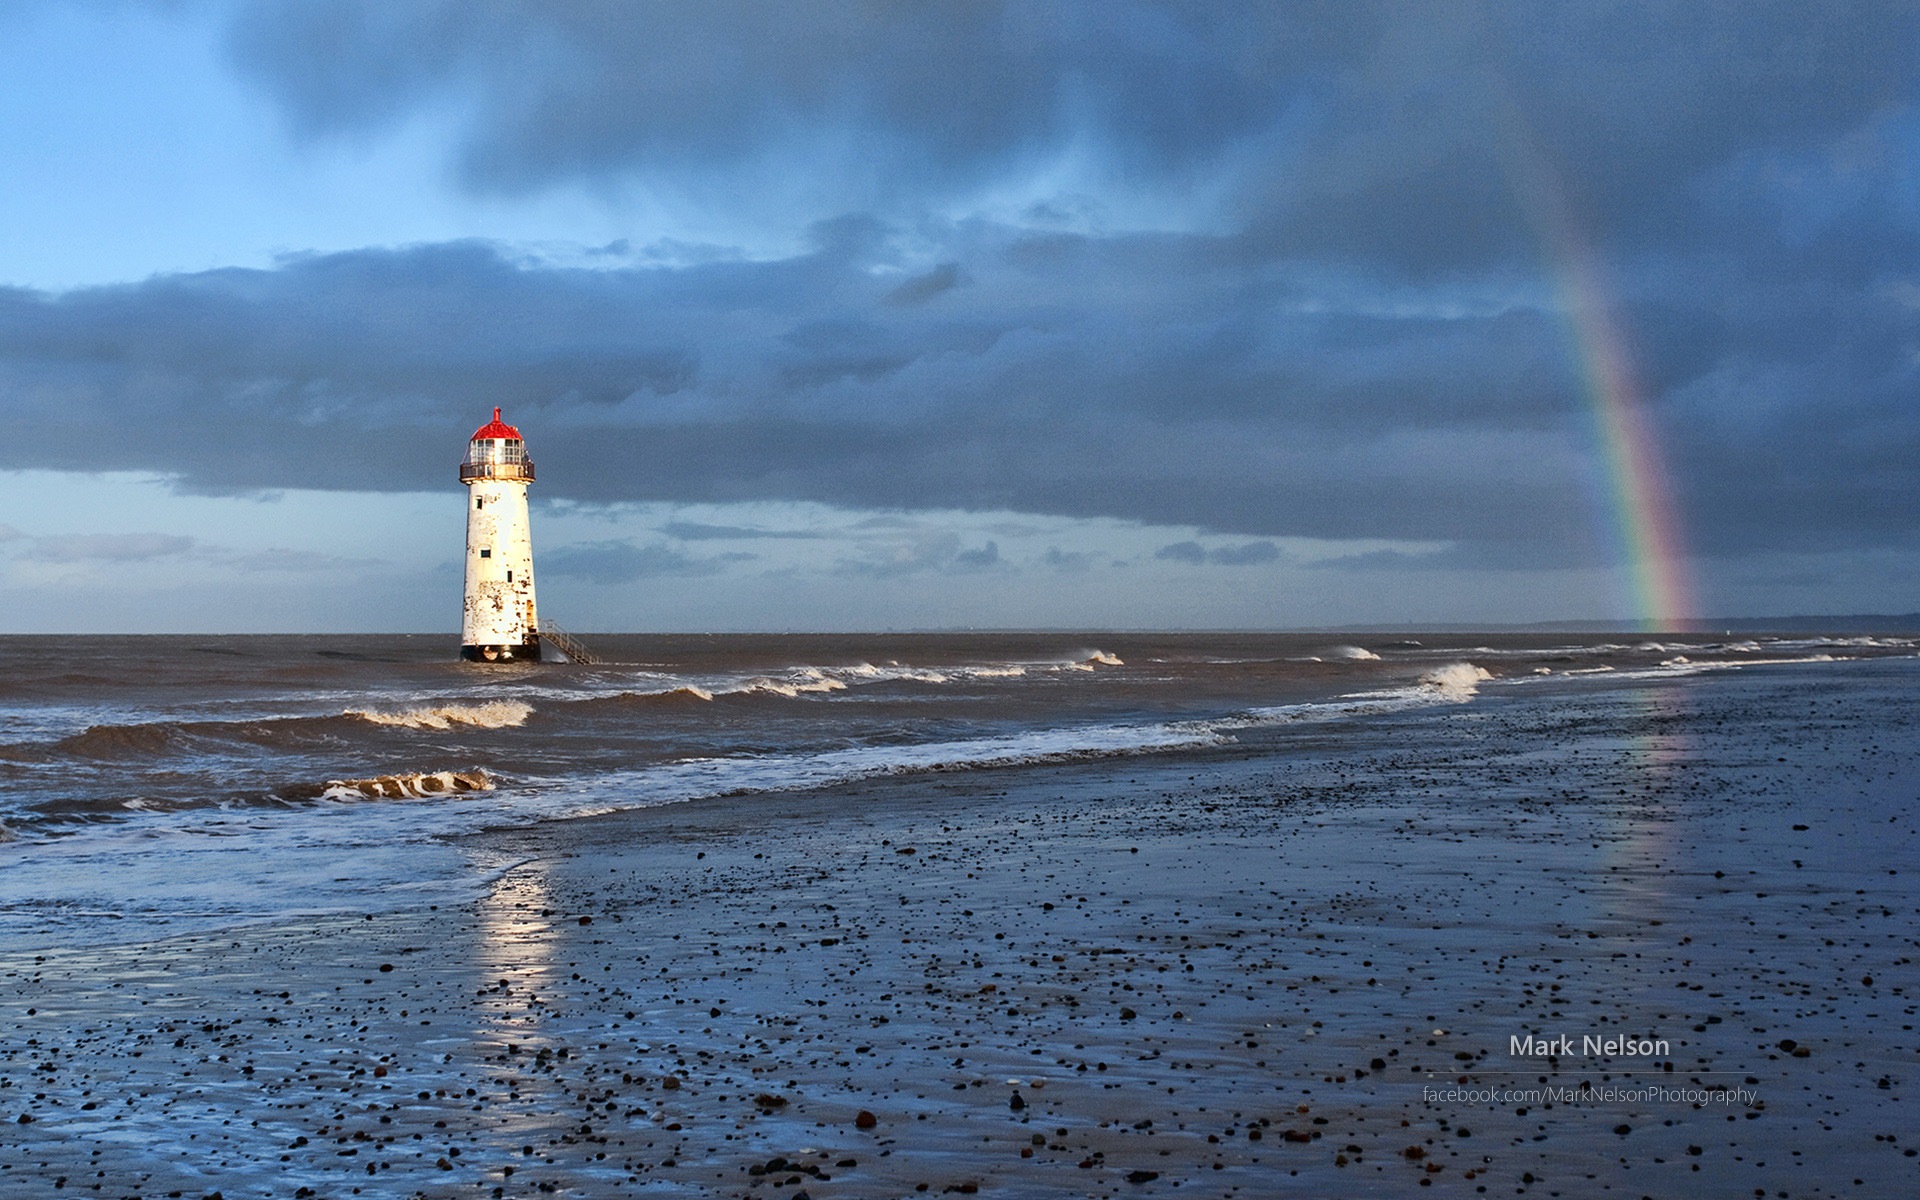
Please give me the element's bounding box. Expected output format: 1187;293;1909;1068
2;1;1914;609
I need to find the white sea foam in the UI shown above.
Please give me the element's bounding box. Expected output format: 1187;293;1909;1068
832;662;953;684
751;721;1228;783
731;660;1048;694
1228;665;1494;729
1597;653;1844;682
1325;645;1382;661
1418;662;1495;701
559;656;1079;703
346;700;533;730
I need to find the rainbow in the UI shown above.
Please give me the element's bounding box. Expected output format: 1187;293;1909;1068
1501;119;1697;631
1548;230;1696;631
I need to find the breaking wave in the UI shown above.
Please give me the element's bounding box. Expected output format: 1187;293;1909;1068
1325;645;1382;661
345;701;532;730
1419;662;1494;701
730;670;848;698
317;769;495;802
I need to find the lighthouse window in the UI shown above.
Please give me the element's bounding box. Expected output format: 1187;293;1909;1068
476;497;483;509
479;549;491;558
506;570;514;582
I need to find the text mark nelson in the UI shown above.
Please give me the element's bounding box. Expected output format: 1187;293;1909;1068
1510;1033;1671;1057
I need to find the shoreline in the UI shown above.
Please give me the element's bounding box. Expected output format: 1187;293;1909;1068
4;659;1917;1196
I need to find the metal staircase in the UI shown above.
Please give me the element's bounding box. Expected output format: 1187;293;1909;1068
539;620;598;665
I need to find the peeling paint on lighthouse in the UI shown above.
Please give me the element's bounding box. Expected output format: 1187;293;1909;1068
459;408;541;662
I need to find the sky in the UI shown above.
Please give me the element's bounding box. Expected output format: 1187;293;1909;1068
0;0;1915;633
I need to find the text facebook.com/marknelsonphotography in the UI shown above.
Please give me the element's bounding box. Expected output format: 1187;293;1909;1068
1423;1085;1760;1107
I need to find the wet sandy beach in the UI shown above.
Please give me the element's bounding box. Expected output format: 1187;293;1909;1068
3;658;1916;1198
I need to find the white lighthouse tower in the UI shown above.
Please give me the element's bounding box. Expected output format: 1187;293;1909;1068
460;408;541;662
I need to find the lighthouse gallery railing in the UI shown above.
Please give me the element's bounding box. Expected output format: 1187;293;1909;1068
459;459;536;482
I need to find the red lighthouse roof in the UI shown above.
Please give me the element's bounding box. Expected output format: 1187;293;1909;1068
471;407;523;441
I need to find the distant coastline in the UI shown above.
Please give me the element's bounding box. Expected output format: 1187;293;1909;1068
1298;613;1920;634
4;615;1917;637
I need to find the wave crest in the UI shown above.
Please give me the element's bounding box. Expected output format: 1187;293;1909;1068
733;671;848;698
1325;645;1382;661
52;721;188;758
319;769;495;802
346;701;532;730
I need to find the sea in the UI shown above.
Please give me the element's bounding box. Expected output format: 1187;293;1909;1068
0;631;1910;949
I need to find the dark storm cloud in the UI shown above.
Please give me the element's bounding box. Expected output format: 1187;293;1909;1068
3;212;1915;567
3;2;1915;579
222;3;1920;273
224;1;1316;200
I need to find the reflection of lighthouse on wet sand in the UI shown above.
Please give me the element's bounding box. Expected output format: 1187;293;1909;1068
460;408;541;662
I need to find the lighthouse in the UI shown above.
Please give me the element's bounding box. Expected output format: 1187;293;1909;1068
459;408;541;662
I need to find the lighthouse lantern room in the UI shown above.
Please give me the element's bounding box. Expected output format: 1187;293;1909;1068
459;408;541;662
